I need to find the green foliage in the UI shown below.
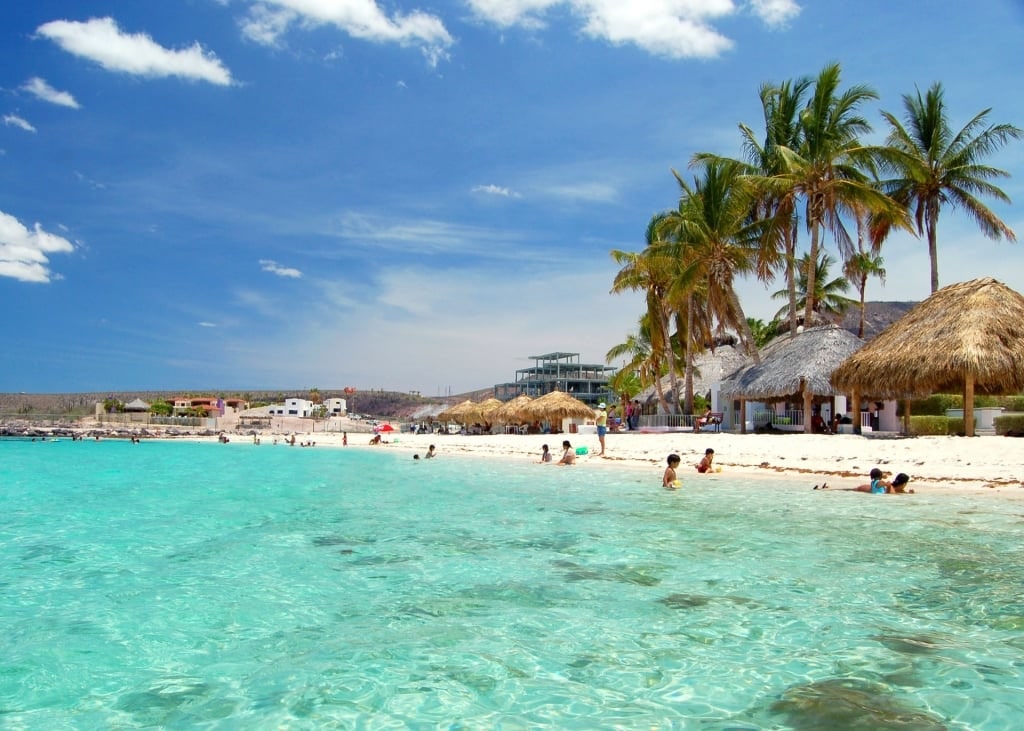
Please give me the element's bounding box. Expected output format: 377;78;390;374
150;401;173;416
908;394;960;415
693;394;710;413
994;414;1024;436
103;398;124;413
909;415;950;435
1002;396;1024;412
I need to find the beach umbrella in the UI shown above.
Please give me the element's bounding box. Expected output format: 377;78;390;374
522;390;595;423
438;399;475;423
831;277;1024;436
493;394;533;424
467;397;503;424
375;423;395;433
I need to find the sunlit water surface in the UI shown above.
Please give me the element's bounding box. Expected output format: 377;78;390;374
2;438;1023;729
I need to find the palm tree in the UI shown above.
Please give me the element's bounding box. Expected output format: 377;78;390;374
772;251;855;323
880;82;1023;293
746;317;779;348
661;159;768;361
605;315;670;415
610;217;683;413
737;77;812;336
770;63;906;325
844;211;887;338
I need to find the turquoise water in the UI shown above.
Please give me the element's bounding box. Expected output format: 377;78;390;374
1;439;1023;729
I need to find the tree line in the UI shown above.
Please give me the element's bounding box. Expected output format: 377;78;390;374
608;62;1021;416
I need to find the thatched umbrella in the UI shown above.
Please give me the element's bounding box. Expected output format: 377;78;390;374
467;397;503;426
438;399;475;423
720;325;865;434
522;390;595;428
832;277;1024;436
493;394;533;424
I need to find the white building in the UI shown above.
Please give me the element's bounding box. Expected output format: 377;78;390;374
323;397;347;415
268;398;315;417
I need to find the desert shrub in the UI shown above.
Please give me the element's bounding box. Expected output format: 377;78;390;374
909;415;951;436
994;414;1024;436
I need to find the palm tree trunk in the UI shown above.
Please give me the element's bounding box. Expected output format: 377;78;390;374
683;297;695;414
927;203;940;293
661;307;680;415
804;217;821;326
857;274;867;338
731;290;761;364
786;223;798;335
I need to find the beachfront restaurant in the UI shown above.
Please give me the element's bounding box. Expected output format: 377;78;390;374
492;351;615;407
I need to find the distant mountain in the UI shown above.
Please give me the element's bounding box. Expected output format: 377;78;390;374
837;301;918;340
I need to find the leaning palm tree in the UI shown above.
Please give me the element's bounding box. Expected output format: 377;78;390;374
661;159;768;362
879;82;1022;293
611;213;687;413
769;63;907;325
605;314;670;415
771;252;855;324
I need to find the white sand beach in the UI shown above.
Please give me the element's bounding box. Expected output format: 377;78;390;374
240;428;1024;498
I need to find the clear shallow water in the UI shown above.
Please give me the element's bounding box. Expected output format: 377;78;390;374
1;439;1023;730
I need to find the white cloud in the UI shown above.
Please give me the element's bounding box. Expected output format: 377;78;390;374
0;210;75;283
465;0;802;58
36;17;234;85
472;183;521;198
260;258;303;278
237;1;453;66
3;114;36;133
22;77;81;108
332;211;525;255
749;0;800;26
198;321;218;328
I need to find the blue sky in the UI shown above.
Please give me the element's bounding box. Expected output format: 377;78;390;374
2;1;1022;396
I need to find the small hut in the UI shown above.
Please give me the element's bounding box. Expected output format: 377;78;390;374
521;390;595;433
832;277;1024;436
124;398;150;412
719;325;866;433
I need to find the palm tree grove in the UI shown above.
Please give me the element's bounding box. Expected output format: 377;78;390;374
609;62;1022;417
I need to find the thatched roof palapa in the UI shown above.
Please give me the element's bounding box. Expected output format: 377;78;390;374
438;399;475;423
831;278;1024;436
720;325;865;401
467;398;503;424
522;390;595;422
493;394;533;424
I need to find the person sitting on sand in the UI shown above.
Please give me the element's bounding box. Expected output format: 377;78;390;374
663;453;682;489
696;448;715;473
558;440;576;465
538;444;552;463
369;434;382;445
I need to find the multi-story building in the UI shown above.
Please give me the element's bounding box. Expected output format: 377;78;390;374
493;351;615;406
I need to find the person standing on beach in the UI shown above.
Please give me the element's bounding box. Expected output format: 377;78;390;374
630;400;641;430
625;400;634;431
595;402;608;456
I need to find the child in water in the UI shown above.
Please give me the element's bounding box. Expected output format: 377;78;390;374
663;454;682;489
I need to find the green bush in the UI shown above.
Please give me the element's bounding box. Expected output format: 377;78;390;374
908;394;960;416
994;414;1024;436
909;415;951;436
1001;396;1024;412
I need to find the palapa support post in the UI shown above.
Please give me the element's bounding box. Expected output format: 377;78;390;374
963;372;976;437
802;384;813;434
851;388;861;435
